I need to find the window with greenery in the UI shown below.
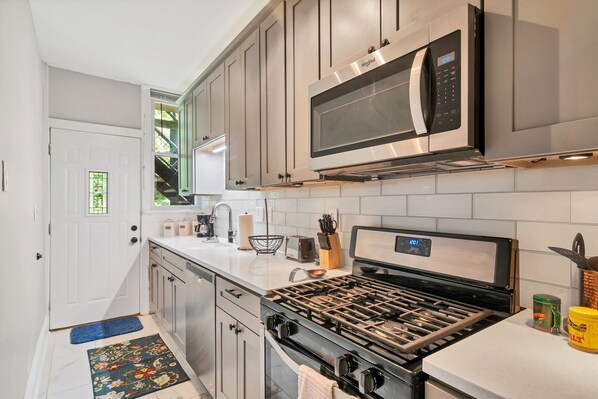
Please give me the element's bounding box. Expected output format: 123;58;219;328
153;101;194;206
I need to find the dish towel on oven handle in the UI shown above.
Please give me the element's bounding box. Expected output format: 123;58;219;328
298;365;338;399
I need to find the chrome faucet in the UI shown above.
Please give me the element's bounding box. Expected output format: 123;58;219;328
210;202;234;243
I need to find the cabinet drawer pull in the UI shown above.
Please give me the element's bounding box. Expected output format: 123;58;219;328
151;246;158;250
224;288;242;299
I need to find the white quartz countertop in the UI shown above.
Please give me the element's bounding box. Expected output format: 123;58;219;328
423;309;598;398
149;236;352;295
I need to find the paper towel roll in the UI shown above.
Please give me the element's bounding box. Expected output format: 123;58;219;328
237;213;254;250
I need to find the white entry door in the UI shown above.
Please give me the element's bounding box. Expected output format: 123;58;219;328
50;128;141;329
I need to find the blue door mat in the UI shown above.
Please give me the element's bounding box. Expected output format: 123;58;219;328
70;316;143;344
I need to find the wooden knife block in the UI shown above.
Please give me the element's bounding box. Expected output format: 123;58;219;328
319;233;342;269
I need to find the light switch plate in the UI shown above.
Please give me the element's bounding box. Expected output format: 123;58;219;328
255;207;264;223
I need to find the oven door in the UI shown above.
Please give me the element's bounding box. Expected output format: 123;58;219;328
264;331;358;399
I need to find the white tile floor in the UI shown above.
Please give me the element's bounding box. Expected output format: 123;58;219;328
39;314;211;399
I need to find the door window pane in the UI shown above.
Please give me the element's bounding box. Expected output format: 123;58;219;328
89;171;108;214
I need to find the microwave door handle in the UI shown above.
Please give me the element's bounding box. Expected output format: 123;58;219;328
409;47;429;135
265;331;300;373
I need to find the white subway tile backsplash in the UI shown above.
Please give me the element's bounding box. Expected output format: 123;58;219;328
382;175;435;195
474;192;570;222
298;198;326;214
324;197;360;214
361;196;407;216
408;194;471;218
272;212;286;225
341;181;381;197
519;251;571;286
310;185;340;198
284;187;310;198
437;168;514;193
517;221;598;252
571;191;598;223
340;215;382;233
382;216;437;231
285;212;311;228
516;164;598;192
519;279;579;313
273;199;298;213
221;190;250;200
437;218;516;238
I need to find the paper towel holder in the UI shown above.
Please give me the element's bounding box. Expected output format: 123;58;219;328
237;212;254;251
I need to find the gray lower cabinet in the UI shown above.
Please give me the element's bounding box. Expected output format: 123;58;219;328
225;29;261;190
149;256;160;314
285;0;320;183
215;277;263;399
260;2;287;186
485;0;598;161
158;253;187;354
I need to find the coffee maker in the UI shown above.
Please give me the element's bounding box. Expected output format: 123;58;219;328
195;214;210;237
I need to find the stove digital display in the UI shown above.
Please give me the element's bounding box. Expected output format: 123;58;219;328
395;236;432;257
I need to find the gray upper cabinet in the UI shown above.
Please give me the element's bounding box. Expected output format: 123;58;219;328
286;0;320;183
225;29;261;190
192;80;207;149
260;3;287;186
485;0;598;161
207;63;225;142
178;97;193;196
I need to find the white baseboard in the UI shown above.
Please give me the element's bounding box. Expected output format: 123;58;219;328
24;315;51;399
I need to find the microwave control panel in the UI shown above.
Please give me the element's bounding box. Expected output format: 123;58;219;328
429;30;461;134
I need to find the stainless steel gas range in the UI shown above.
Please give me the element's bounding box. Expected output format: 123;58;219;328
261;226;519;398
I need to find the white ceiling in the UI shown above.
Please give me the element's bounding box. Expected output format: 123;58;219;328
29;0;268;93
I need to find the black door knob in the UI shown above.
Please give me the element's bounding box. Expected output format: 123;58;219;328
131;225;138;231
130;237;139;244
359;368;384;394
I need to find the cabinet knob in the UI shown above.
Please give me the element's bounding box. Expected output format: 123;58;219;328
229;323;236;331
203;136;209;140
367;46;376;54
277;173;284;180
285;173;291;179
168;276;174;282
381;38;390;47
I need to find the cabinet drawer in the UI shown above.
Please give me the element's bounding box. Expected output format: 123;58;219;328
149;243;162;258
162;249;186;272
216;277;260;319
150;252;161;267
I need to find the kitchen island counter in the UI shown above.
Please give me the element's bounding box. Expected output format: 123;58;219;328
423;309;598;398
149;236;351;295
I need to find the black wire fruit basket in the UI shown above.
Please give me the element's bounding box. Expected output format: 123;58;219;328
248;198;283;255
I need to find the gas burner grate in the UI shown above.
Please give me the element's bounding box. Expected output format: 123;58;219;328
273;275;492;353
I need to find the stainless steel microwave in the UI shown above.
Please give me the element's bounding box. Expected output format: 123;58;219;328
309;4;483;178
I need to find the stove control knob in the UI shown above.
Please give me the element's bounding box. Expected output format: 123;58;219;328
277;321;296;339
334;354;356;377
265;315;281;331
359;368;384;394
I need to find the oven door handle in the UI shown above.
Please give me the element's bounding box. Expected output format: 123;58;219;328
409;47;429;135
265;330;300;373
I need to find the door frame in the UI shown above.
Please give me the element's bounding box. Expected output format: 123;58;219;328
47;118;143;326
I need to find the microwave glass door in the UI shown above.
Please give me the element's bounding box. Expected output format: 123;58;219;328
311;49;428;158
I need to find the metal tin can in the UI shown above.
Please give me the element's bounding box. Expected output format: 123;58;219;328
533;294;561;334
568;306;598;353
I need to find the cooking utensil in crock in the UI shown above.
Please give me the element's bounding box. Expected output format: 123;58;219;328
572;233;586;257
548;246;588;269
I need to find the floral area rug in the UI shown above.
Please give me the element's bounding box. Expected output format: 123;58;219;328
87;333;189;399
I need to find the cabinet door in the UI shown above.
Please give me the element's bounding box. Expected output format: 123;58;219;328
320;0;381;77
260;3;287;186
286;0;320;183
225;30;262;190
237;325;261;399
162;269;174;333
178;97;193;196
150;261;159;314
193;80;208;148
485;0;598;161
172;277;186;353
207;63;225;141
216;308;238;399
156;265;164;322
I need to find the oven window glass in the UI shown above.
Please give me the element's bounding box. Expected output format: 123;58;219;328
265;340;298;399
311;50;419;157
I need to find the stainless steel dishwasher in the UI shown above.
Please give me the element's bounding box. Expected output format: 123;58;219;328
185;261;216;397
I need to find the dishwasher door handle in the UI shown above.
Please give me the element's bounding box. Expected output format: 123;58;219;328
224;288;242;299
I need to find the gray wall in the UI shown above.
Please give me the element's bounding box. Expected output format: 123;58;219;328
0;0;47;397
49;67;141;129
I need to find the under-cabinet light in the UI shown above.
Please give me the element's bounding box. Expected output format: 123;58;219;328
559;153;593;161
212;143;226;153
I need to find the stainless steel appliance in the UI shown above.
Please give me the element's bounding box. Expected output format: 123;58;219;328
185;261;216;397
309;4;490;180
285;235;317;263
261;226;519;398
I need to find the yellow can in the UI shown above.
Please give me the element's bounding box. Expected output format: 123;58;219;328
568;306;598;353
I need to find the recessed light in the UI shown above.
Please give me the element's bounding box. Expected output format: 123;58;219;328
559;153;593;161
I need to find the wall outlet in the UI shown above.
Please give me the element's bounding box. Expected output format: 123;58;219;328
328;208;339;230
255;207;264;223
